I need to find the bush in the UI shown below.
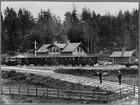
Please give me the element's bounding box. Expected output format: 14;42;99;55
54;68;98;76
7;70;17;78
1;71;9;79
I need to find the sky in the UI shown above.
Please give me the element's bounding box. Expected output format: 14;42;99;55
1;2;139;21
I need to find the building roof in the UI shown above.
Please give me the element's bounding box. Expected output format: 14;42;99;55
36;44;51;53
37;42;87;54
61;42;82;52
54;43;67;49
110;50;135;57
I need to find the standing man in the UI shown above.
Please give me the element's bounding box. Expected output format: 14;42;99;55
118;70;122;85
99;70;103;83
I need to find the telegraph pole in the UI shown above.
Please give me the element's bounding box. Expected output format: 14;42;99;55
33;40;38;57
88;34;90;53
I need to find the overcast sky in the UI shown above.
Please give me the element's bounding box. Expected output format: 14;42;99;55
1;2;139;21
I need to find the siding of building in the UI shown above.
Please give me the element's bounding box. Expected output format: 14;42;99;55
110;50;136;65
37;53;49;57
72;47;87;57
61;52;72;56
113;57;129;64
36;42;87;57
48;46;61;55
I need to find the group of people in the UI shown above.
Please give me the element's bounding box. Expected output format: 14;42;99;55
98;70;122;85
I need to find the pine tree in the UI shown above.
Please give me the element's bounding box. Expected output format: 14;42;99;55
4;7;20;54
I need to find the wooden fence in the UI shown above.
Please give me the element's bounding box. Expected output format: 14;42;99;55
108;86;134;102
1;85;134;103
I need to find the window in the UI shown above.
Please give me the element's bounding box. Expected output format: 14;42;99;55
80;47;82;52
77;47;81;52
57;48;59;52
53;48;55;52
55;48;57;52
116;58;118;63
123;58;125;62
50;48;52;53
131;58;134;62
77;47;79;52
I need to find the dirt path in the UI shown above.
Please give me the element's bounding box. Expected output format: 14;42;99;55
1;66;138;104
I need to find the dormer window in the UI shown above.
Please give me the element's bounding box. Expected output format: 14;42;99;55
80;47;82;52
50;48;52;53
77;47;82;52
57;48;59;52
53;48;55;52
77;47;80;52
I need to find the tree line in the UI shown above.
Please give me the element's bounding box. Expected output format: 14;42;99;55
1;6;139;55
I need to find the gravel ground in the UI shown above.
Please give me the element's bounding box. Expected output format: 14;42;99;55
1;66;138;91
1;66;138;104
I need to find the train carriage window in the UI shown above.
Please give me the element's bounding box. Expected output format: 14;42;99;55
83;57;86;61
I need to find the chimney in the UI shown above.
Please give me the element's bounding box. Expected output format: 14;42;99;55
121;47;126;57
67;40;70;44
54;41;58;44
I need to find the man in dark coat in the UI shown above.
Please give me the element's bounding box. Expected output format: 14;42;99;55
98;70;102;83
118;70;122;85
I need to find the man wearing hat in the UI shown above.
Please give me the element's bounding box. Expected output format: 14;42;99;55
99;70;103;83
118;70;122;85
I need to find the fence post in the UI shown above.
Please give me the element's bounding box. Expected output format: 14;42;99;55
1;86;3;94
57;88;59;99
18;86;20;96
68;89;70;99
27;87;29;96
9;86;11;95
92;91;94;100
35;87;37;97
120;88;121;99
106;92;108;103
133;84;135;96
47;88;48;99
79;90;81;102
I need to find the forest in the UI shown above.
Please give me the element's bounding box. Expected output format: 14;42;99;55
1;6;139;55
